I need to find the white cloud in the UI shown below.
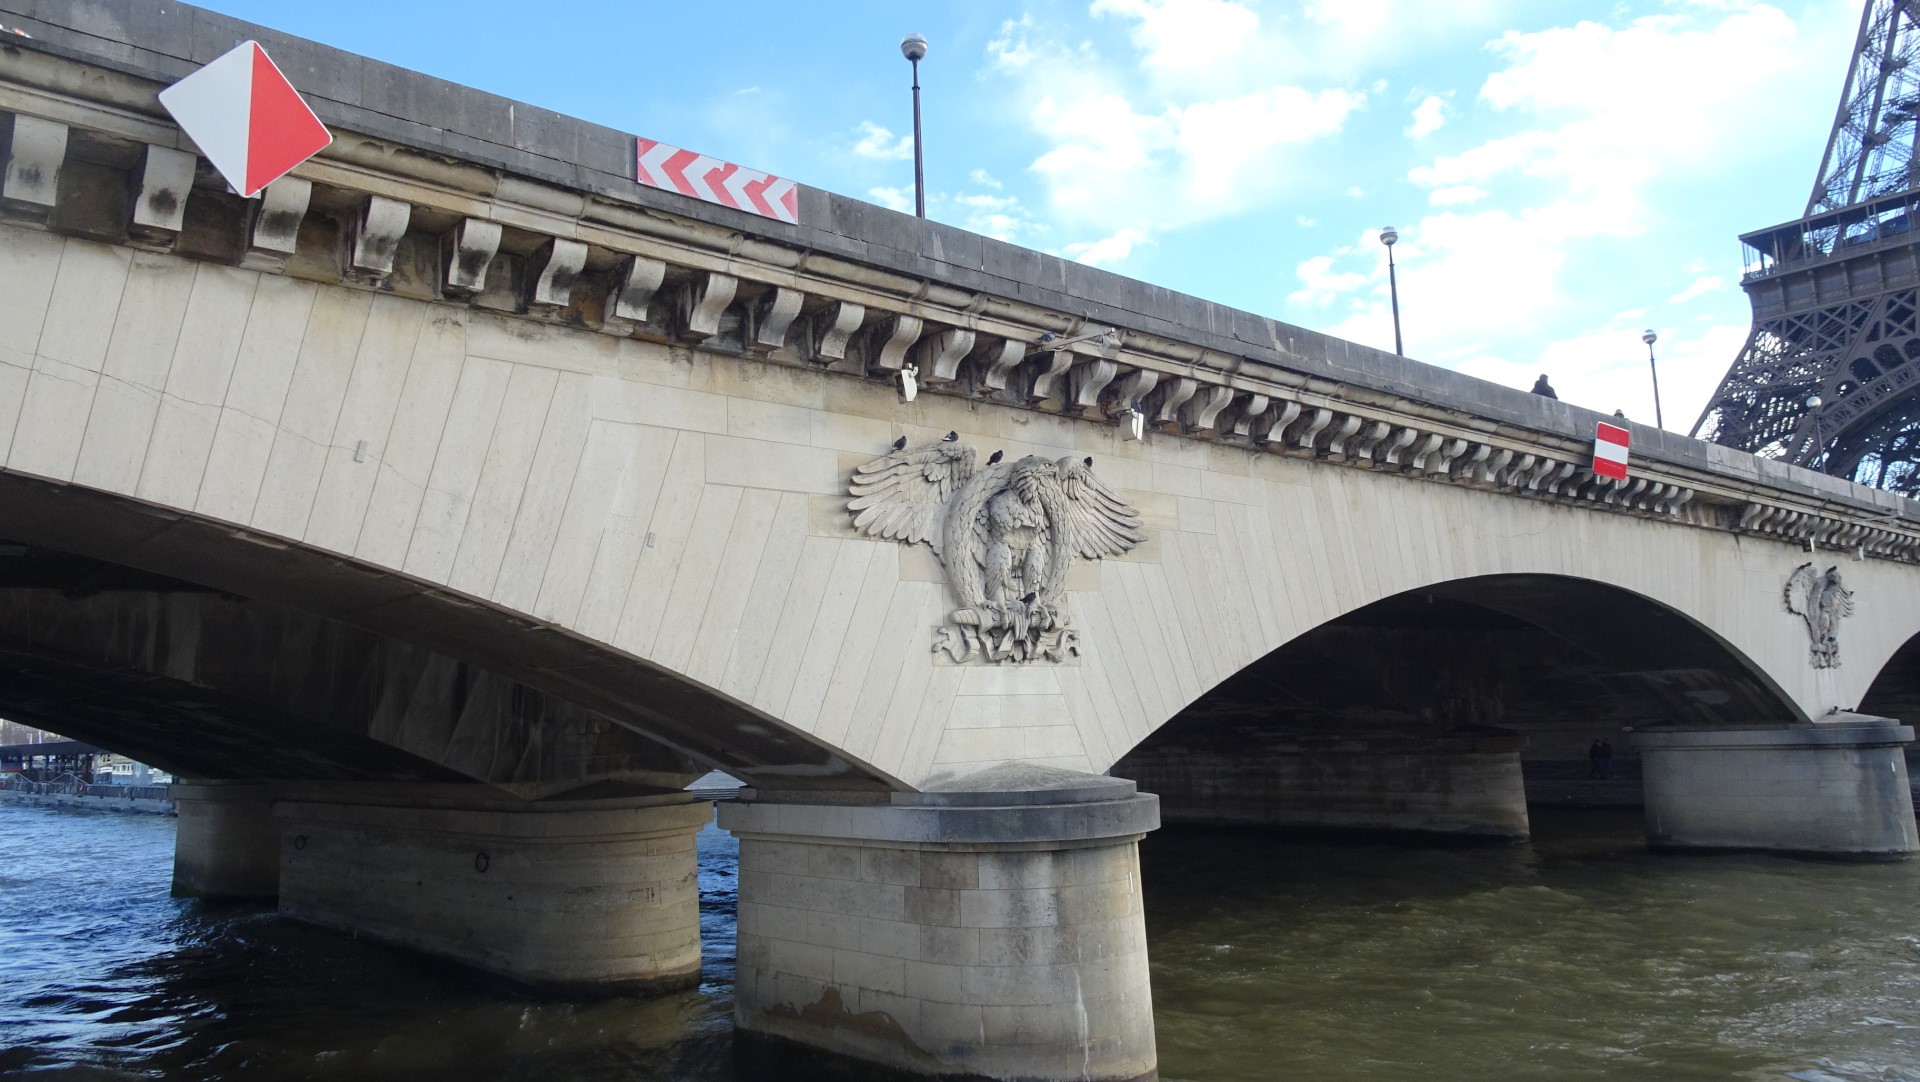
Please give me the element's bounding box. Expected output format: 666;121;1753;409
852;121;913;162
868;186;912;213
1668;274;1725;304
1297;215;1318;228
1290;254;1370;307
1428;185;1486;206
1407;94;1448;138
1065;227;1152;266
970;169;1003;189
1091;0;1260;76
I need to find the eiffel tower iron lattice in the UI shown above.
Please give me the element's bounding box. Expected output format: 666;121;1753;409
1694;0;1920;492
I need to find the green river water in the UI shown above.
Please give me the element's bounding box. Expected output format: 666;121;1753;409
2;802;1917;1080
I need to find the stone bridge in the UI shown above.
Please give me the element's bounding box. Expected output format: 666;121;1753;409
6;4;1920;1080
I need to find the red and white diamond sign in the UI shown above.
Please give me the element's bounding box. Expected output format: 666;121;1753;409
635;136;798;224
1593;421;1631;480
158;40;332;199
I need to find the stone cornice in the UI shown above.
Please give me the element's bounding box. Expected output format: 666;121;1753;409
3;42;1920;564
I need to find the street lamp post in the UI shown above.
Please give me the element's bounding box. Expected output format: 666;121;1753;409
1642;329;1664;430
901;33;928;219
1805;394;1825;464
1379;226;1403;357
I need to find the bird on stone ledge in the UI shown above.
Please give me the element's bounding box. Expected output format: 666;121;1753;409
988;450;1004;464
891;435;907;451
943;430;959;441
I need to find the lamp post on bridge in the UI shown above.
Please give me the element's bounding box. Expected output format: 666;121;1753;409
1806;394;1826;464
1643;328;1665;430
1379;226;1403;356
901;33;928;219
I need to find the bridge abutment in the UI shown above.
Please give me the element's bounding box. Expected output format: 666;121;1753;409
1116;731;1530;839
274;785;710;992
1636;718;1919;857
171;781;283;900
718;767;1160;1082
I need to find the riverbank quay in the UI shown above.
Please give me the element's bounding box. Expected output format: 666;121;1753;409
0;779;172;814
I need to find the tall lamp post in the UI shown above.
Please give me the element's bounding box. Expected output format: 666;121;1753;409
901;33;928;219
1380;226;1403;356
1805;394;1825;465
1642;328;1664;430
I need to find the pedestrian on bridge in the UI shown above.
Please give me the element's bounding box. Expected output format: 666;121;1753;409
1532;374;1558;399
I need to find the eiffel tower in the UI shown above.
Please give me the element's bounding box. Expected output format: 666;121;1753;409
1694;0;1920;492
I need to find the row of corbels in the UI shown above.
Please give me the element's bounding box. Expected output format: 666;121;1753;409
1737;502;1920;558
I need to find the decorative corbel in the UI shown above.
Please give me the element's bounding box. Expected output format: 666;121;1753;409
1027;349;1076;403
677;271;739;340
748;287;805;353
913;327;976;383
1450;444;1491;482
1259;401;1303;445
128;144;195;242
971;337;1025;392
1106;367;1160;416
1287;408;1333;454
1146;377;1198;426
2;114;67;212
1501;453;1537;487
811;301;866;364
1227;394;1272;440
1322;415;1364;459
349;195;411;279
1378;426;1420;467
603;254;666;333
526;238;588;308
1180;384;1235;434
442;218;503;296
1427;437;1469;477
865;314;925;374
1349;421;1393;464
1065;359;1120;412
1475;448;1514;485
1403;432;1443;472
241;177;312;271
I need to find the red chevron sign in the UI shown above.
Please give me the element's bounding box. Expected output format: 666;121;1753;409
634;137;799;224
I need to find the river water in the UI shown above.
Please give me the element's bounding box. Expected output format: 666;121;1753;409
3;802;1919;1081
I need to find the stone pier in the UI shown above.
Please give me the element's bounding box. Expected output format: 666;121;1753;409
720;766;1160;1082
171;780;282;900
275;786;710;992
1116;730;1529;839
1636;715;1919;857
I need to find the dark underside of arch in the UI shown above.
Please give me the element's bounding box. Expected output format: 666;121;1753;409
0;472;892;793
1118;574;1799;769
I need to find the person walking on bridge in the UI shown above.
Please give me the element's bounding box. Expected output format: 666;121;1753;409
1532;374;1558;399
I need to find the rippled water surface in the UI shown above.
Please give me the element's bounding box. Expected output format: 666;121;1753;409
4;802;1920;1081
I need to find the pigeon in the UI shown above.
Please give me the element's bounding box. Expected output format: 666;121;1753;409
988;450;1004;464
1020;592;1037;605
943;431;959;442
892;436;908;451
1084;456;1093;467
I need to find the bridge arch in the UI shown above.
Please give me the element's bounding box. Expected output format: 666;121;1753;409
1108;573;1802;835
0;470;896;793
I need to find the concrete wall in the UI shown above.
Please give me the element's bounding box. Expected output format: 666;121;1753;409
9;227;1920;789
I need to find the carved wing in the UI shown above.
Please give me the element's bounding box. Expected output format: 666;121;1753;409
1036;457;1146;600
1783;563;1815;616
847;442;975;555
1053;457;1147;559
943;460;1012;610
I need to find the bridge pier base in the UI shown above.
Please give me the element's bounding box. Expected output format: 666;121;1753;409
172;781;284;900
718;766;1160;1082
1636;717;1919;857
274;786;710;992
1115;731;1529;839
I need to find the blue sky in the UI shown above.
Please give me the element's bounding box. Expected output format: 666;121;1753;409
201;0;1863;431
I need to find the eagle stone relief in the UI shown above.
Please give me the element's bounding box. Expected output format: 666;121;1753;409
847;436;1146;663
1784;562;1856;669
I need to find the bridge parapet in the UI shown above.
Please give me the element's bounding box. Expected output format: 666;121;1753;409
2;22;1918;564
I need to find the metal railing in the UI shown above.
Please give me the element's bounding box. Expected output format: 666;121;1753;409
0;774;170;801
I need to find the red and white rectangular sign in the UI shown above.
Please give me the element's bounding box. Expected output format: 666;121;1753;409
635;136;798;224
157;40;332;199
1593;421;1631;480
